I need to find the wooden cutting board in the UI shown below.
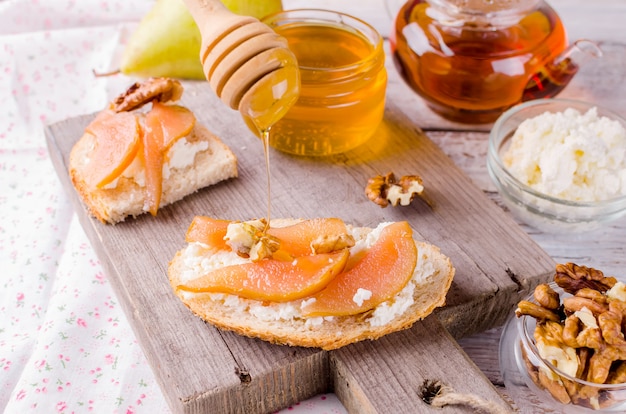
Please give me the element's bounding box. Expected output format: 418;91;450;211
46;79;555;413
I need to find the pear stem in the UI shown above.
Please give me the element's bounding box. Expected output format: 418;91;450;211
92;68;121;77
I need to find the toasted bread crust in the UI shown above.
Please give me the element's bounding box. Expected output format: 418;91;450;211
69;123;237;224
168;221;455;350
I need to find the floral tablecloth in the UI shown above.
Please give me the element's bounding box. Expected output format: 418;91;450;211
0;1;345;412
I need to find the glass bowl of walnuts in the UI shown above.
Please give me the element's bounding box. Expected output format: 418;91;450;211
500;263;626;412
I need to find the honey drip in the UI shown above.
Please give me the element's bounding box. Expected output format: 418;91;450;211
261;128;272;232
239;55;300;231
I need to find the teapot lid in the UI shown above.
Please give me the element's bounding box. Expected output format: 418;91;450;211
428;0;542;27
429;0;540;13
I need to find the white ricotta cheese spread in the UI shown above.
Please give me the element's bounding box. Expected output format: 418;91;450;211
163;138;209;179
503;107;626;202
103;135;208;189
179;221;438;328
352;288;372;306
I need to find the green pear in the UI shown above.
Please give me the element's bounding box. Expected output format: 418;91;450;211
120;0;283;80
220;0;282;18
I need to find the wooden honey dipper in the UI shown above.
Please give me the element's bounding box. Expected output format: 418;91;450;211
182;0;300;126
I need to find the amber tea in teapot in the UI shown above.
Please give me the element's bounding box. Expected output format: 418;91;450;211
391;0;598;123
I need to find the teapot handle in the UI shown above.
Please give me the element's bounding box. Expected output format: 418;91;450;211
522;39;602;101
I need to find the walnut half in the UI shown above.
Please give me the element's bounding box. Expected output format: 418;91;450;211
224;219;280;262
555;262;617;294
365;172;425;208
110;77;184;113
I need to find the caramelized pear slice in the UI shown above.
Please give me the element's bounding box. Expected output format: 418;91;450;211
83;110;141;189
302;221;417;317
185;216;231;247
184;216;350;257
143;111;163;216
150;102;196;151
143;102;196;215
177;250;349;302
268;217;349;257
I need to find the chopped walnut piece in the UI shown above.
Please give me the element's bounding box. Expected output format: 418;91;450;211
576;325;605;350
607;360;626;384
588;351;615;384
573;307;598;329
248;235;280;262
563;315;583;348
365;172;425;208
576;347;592;379
515;300;561;322
563;296;608;316
534;283;561;310
598;310;626;347
224;219;280;262
534;321;579;378
576;288;608;304
365;173;393;207
110;77;184;113
608;282;626;302
555;262;617;294
608;300;626;322
538;370;571;404
311;233;355;255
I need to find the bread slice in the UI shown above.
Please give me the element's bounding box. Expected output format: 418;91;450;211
168;220;455;350
69;123;237;224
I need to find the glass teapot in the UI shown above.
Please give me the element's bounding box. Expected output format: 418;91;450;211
390;0;602;123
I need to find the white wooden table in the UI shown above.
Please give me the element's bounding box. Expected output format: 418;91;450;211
286;0;626;411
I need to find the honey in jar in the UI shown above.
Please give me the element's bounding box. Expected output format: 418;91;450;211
391;0;572;123
258;9;387;156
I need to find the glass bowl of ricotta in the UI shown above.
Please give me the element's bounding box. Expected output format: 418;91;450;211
487;98;626;233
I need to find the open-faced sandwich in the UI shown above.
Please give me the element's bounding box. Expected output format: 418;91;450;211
169;216;455;350
69;78;238;224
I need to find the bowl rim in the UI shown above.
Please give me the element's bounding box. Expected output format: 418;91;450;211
517;281;626;390
488;98;626;208
261;8;384;73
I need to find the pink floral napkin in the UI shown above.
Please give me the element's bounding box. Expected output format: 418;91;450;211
0;0;345;412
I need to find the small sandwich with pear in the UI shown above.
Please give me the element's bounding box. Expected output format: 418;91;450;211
69;78;238;224
169;216;455;350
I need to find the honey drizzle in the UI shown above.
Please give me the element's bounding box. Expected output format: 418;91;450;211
261;128;272;233
237;56;300;232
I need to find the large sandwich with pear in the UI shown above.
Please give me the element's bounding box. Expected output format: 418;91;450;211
169;216;455;350
69;78;238;224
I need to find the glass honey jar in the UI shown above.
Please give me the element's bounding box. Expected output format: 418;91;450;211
257;9;388;156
